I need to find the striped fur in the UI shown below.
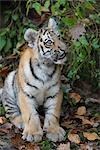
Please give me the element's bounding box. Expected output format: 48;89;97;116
0;18;67;142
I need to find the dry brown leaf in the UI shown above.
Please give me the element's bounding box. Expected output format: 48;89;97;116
0;66;9;77
83;132;100;141
57;143;70;150
68;133;80;144
82;118;94;126
19;145;26;150
0;122;13;133
69;23;86;41
69;92;81;103
76;106;86;116
34;145;40;150
75;115;94;126
86;97;100;104
0;117;6;124
80;143;93;150
61;120;73;129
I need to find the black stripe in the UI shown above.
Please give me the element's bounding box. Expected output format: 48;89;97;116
40;38;43;42
26;82;39;89
43;50;51;55
47;81;58;90
26;93;36;99
45;104;56;111
5;99;15;105
37;45;40;52
28;113;32;124
59;52;66;60
6;108;18;112
4;103;16;108
43;29;47;35
40;45;44;53
43;93;58;105
44;45;51;48
4;91;14;102
29;58;44;84
46;95;56;100
46;113;59;121
12;71;17;99
6;110;19;115
48;65;57;78
20;84;36;100
12;71;17;87
23;90;36;100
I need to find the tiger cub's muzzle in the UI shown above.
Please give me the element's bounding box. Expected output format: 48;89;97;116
51;50;67;64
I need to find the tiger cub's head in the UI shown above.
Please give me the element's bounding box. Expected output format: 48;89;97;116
24;18;67;64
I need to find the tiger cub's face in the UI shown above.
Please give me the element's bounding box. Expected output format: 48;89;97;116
38;29;66;64
24;18;67;64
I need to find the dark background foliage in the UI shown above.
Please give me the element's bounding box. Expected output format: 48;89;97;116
0;0;100;90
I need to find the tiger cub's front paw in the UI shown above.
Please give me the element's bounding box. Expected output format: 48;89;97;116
11;115;24;129
45;126;66;142
22;128;43;142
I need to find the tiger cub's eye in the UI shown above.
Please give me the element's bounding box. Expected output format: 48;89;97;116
46;40;53;46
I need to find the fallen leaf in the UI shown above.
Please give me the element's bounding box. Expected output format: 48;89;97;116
86;97;100;104
33;145;40;150
75;115;94;126
57;142;70;150
0;122;13;133
0;66;9;77
61;120;74;129
68;132;80;144
82;118;94;126
80;143;93;150
69;23;86;41
0;117;6;124
69;92;81;103
19;145;26;150
76;106;86;116
83;132;100;141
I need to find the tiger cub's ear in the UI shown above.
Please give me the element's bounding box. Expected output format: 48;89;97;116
24;28;38;48
48;18;59;36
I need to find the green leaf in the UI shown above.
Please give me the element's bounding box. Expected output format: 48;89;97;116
0;36;6;51
9;30;16;38
74;41;81;48
84;2;94;10
75;5;84;18
92;39;100;49
12;14;18;21
79;36;89;48
41;140;53;150
61;17;76;27
89;14;100;24
4;38;12;52
58;0;66;6
51;5;56;15
44;0;50;9
0;104;5;116
32;2;41;15
0;28;9;36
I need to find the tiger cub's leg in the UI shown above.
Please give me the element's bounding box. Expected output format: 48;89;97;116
11;115;24;129
43;91;66;142
2;91;23;129
19;91;43;142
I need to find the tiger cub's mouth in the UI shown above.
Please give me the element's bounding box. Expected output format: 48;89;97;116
42;53;67;65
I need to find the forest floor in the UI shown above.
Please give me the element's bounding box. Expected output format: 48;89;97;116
0;54;100;150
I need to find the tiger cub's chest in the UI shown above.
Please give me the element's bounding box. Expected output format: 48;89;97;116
29;63;60;105
32;61;58;83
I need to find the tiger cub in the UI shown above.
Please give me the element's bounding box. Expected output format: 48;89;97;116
0;18;67;142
